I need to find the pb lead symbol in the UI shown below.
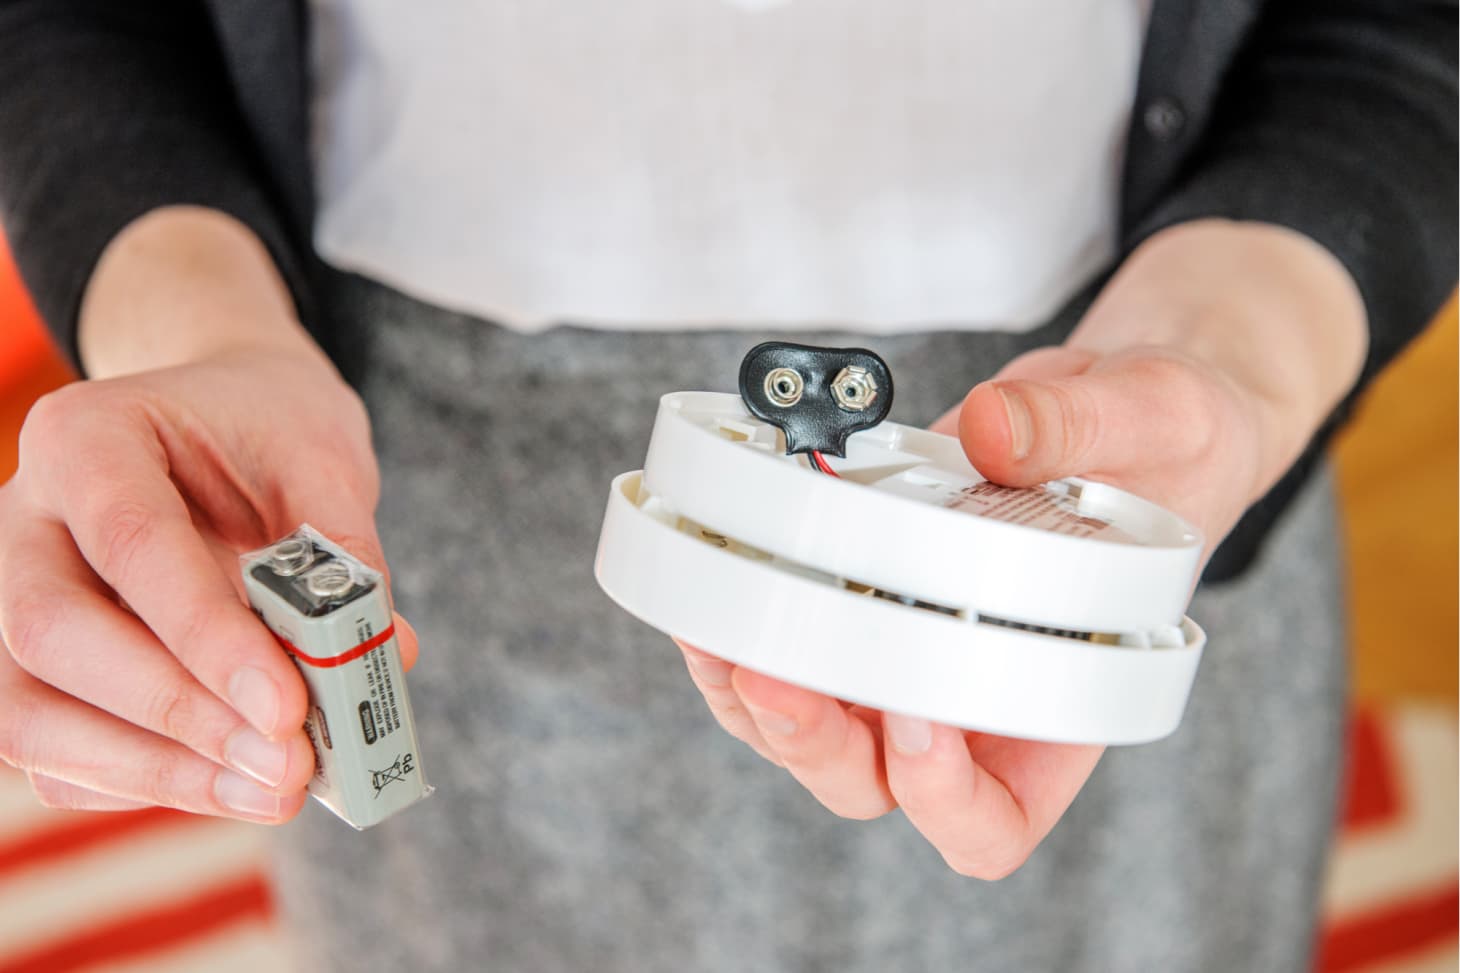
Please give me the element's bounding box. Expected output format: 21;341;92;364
371;753;416;798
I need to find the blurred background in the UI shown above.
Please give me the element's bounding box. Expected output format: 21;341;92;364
0;227;1454;972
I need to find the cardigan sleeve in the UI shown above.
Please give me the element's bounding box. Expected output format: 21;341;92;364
0;0;315;372
1130;0;1458;580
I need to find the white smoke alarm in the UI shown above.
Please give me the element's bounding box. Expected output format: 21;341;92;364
594;347;1206;745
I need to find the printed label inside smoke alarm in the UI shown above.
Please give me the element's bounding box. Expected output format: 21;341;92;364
945;482;1138;544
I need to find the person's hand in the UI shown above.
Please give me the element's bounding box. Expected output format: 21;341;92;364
0;347;417;821
678;218;1368;877
0;206;417;822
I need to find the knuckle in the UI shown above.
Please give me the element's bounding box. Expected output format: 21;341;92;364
770;714;833;765
145;682;199;744
711;702;767;747
93;495;161;586
885;772;937;819
18;385;90;457
171;598;228;658
1131;353;1223;458
332;381;371;431
0;579;66;673
1124;350;1194;388
1183;371;1231;453
1128;354;1200;407
1040;382;1100;469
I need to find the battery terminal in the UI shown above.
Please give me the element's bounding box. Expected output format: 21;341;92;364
270;537;316;576
304;561;355;599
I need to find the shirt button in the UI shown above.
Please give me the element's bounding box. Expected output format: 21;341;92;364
1143;97;1186;141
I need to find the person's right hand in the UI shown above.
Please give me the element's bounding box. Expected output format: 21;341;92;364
0;346;417;822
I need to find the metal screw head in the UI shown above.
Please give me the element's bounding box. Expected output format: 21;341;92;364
831;365;878;412
763;367;805;407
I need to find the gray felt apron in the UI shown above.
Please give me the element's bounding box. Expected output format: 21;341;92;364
273;272;1346;973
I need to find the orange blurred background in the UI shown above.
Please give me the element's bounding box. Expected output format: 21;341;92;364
0;228;1454;971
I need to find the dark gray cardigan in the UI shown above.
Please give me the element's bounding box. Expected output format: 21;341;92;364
0;0;1454;578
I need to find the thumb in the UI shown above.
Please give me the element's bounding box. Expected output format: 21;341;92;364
958;354;1215;487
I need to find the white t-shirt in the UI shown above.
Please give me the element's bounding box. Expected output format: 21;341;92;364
310;1;1147;333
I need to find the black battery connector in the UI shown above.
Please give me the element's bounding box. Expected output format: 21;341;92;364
737;342;894;458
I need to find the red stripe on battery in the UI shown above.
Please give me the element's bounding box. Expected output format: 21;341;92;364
273;623;396;668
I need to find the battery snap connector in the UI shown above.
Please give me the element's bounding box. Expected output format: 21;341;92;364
738;342;894;457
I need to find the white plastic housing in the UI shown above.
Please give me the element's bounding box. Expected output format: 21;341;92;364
594;392;1208;745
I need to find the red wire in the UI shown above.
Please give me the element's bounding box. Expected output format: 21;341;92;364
810;450;841;478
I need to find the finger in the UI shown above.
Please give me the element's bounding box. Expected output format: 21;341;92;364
394;611;420;672
674;640;782;766
27;773;151;813
883;715;1101;879
958;350;1221;486
930;347;1097;436
25;409;308;740
274;449;393;587
0;517;315;794
0;660;306;824
732;668;895;820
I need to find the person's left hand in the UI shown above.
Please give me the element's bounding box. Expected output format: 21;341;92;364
676;219;1368;877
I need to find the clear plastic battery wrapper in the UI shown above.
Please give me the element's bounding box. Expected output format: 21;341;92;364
241;525;432;829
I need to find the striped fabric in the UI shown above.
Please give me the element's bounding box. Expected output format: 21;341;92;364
0;788;285;972
1317;706;1460;972
0;703;1452;971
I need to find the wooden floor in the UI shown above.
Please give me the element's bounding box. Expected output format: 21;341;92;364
1333;295;1459;704
0;230;1453;970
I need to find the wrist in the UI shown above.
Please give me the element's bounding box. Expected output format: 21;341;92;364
1069;218;1367;499
78;206;330;380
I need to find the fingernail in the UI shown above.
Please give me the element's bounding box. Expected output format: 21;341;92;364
224;726;289;788
228;667;280;737
998;386;1033;460
685;654;732;688
215;770;283;819
885;713;932;754
745;703;798;737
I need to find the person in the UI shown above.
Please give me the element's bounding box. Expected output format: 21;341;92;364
0;1;1453;970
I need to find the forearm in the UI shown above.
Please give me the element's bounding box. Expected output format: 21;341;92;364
1071;218;1367;505
0;2;317;370
79;206;329;380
